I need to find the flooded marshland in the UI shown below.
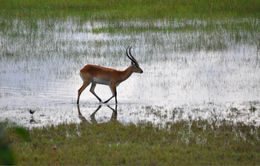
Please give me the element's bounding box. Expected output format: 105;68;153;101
0;18;259;128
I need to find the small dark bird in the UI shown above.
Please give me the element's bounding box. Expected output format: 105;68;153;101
29;109;35;115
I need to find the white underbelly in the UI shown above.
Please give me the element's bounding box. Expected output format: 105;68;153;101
92;77;110;85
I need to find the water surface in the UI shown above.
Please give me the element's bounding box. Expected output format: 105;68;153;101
0;18;259;127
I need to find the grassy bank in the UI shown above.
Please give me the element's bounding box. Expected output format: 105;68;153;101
4;121;260;165
0;0;259;20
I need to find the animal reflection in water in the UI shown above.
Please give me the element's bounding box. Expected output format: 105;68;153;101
77;104;118;124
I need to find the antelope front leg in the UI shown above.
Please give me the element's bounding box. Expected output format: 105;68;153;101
104;83;117;104
90;83;102;102
77;81;90;104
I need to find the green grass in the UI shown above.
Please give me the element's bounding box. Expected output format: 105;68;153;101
0;0;259;20
5;121;260;165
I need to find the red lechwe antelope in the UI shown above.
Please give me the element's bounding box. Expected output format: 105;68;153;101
77;47;143;104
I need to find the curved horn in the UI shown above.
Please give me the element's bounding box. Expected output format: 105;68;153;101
128;47;138;64
126;46;135;62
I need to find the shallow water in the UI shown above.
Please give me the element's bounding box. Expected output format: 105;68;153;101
0;18;259;127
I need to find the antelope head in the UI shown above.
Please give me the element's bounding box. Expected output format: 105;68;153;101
126;47;143;73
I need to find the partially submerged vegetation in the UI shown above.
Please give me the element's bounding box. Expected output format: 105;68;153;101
0;0;258;53
91;18;259;34
0;18;258;54
4;121;260;165
0;0;259;20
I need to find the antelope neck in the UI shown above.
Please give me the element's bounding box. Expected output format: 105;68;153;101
118;66;133;83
